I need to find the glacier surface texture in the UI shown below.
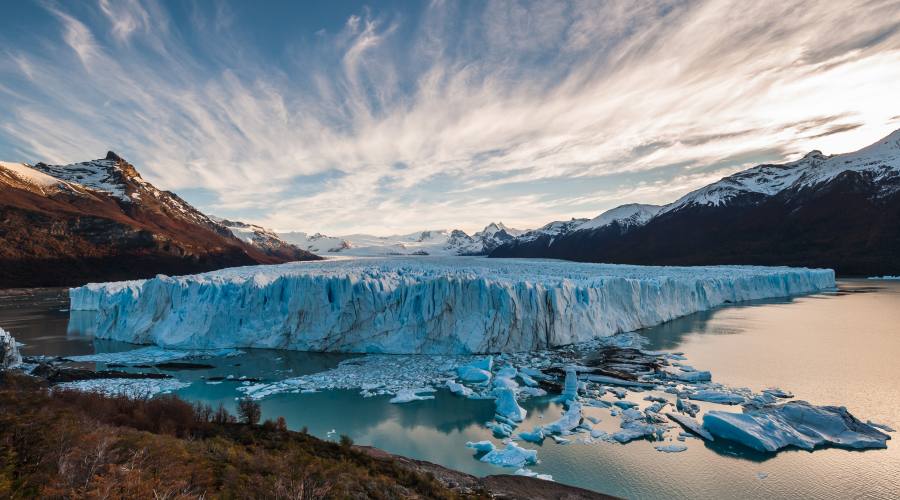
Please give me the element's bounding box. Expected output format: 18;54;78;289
70;257;835;354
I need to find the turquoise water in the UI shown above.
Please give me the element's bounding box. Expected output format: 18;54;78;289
2;280;898;499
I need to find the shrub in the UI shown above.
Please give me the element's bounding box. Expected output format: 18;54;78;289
237;397;261;425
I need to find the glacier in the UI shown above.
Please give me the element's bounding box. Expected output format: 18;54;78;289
69;257;835;354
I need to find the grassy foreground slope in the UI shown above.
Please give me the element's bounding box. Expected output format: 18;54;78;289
0;372;611;499
0;372;467;499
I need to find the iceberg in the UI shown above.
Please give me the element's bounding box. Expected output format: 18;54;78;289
666;412;714;441
389;388;435;404
655;443;688;453
703;401;891;452
465;440;495;453
446;380;474;397
70;257;835;354
612;420;666;443
689;389;745;405
518;426;546;443
544;401;583;434
560;367;579;400
1;328;22;369
479;442;538;468
494;387;527;422
514;468;553;481
457;365;492;383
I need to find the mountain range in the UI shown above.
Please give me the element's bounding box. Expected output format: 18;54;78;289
0;152;318;287
278;222;525;257
3;128;898;286
491;128;900;275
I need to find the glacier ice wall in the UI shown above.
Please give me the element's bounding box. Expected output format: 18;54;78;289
69;257;835;354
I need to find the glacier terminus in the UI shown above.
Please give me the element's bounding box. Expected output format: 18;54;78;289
69;257;835;354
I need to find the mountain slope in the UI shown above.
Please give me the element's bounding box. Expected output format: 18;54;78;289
492;129;900;275
278;222;525;257
0;152;319;287
213;218;315;262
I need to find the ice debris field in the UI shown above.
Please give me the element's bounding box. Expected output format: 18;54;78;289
58;257;888;476
70;257;835;354
230;330;891;476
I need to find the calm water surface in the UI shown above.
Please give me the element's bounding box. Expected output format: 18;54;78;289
1;280;898;499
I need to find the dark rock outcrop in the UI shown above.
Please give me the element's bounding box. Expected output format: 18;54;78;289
0;154;320;287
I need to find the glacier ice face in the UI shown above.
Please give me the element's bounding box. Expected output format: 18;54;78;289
70;257;835;354
703;401;891;452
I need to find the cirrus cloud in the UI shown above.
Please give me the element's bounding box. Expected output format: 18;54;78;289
1;0;899;234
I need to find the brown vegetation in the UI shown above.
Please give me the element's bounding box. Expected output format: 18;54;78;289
0;372;472;499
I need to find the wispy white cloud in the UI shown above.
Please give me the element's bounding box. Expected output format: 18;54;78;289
1;0;899;234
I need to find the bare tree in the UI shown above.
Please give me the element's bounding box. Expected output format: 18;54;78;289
237;397;261;425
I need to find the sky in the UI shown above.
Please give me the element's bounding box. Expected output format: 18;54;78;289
1;0;899;235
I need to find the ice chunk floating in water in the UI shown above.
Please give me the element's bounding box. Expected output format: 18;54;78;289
70;257;835;354
54;378;190;398
479;442;538;468
703;401;891;452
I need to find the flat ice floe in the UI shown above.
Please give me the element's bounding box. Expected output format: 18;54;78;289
54;378;190;398
70;257;834;354
65;346;242;365
703;401;891;452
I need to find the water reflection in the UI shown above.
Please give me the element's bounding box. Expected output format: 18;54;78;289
3;281;899;499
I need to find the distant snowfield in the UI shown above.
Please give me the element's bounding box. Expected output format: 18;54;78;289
70;257;835;354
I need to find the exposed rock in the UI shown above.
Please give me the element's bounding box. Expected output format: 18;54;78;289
0;154;319;287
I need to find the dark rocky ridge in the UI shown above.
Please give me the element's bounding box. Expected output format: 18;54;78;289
491;130;900;276
492;172;900;275
0;153;320;288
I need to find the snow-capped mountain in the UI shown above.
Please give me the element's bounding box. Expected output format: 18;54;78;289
213;218;315;261
662;130;900;213
577;204;662;231
513;218;589;244
492;128;900;275
0;151;319;287
277;222;525;257
279;231;352;254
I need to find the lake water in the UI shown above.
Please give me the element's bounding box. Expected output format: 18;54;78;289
2;280;898;499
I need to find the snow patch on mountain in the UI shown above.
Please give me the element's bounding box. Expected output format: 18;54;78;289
279;232;352;254
514;219;589;244
662;128;900;214
0;162;64;189
33;156;133;201
70;257;834;354
278;222;525;256
577;204;662;231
